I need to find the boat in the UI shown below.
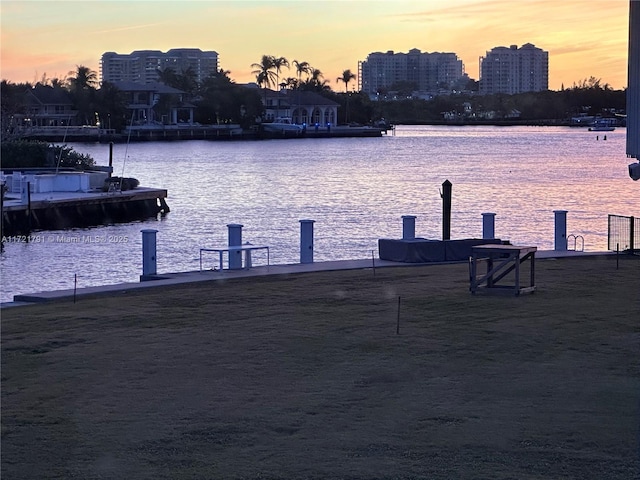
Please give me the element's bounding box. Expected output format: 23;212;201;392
588;119;616;132
262;117;305;135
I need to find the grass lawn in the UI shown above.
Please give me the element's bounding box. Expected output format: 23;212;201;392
2;255;639;479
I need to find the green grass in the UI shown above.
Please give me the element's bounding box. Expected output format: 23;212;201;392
2;255;639;479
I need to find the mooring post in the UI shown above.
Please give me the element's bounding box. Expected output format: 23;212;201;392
482;212;496;239
402;215;416;240
26;182;32;233
300;219;315;264
442;180;452;241
141;229;158;279
227;223;243;269
554;210;568;251
20;175;28;205
108;142;114;178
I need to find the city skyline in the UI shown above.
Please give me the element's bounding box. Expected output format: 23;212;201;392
0;0;631;91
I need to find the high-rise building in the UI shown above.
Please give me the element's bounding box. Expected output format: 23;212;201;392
479;43;548;95
100;48;219;85
359;48;465;97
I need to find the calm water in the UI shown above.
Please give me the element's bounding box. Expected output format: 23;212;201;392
1;125;636;302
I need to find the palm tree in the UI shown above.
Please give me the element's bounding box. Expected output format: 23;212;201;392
271;56;289;117
337;69;357;124
251;55;277;120
293;60;311;85
67;65;99;125
337;69;356;93
251;55;276;90
68;65;98;91
271;56;289;90
292;60;310;123
282;77;298;90
304;69;330;92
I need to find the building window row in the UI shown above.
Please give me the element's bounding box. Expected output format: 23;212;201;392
100;48;219;85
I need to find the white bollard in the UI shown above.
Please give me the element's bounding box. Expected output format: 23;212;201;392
141;229;158;277
554;210;568;251
482;212;496;239
227;223;243;269
300;219;315;264
402;215;416;240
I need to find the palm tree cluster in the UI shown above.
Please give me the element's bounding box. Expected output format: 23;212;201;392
251;55;339;92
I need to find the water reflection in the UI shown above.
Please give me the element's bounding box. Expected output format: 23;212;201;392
1;125;635;302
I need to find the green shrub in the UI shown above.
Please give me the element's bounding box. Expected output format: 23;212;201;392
0;140;96;170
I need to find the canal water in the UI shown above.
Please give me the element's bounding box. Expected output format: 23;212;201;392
1;125;636;302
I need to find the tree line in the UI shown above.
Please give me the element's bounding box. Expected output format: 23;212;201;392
1;57;628;140
376;77;626;125
0;56;362;136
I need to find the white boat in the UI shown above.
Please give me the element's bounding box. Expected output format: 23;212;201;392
588;119;616;132
262;117;305;135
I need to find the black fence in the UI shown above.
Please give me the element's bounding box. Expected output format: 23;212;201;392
608;215;638;252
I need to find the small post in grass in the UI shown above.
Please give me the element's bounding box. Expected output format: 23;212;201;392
396;296;401;335
73;274;77;303
371;249;376;276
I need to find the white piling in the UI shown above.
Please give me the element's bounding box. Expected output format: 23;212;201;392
227;223;243;269
554;210;568;251
300;219;315;264
402;215;416;240
141;229;158;277
482;212;496;239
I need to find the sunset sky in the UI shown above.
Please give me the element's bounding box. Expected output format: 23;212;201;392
0;0;631;91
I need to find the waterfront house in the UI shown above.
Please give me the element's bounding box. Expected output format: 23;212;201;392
250;85;339;126
112;81;196;126
14;85;78;128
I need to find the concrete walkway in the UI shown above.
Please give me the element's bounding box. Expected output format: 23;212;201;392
1;249;614;308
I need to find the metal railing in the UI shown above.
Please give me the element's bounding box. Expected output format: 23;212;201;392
608;215;638;252
567;234;584;252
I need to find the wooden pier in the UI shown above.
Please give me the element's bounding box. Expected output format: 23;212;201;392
1;187;169;236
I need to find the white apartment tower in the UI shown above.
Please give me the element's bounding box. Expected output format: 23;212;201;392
359;48;464;96
479;43;548;95
100;48;219;85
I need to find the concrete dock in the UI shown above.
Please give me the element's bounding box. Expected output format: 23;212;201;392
3;249;614;307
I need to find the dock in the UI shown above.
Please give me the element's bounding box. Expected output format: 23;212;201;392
1;187;169;236
16;124;389;143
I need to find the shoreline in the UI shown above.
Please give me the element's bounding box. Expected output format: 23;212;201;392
14;121;617;144
1;249;619;308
